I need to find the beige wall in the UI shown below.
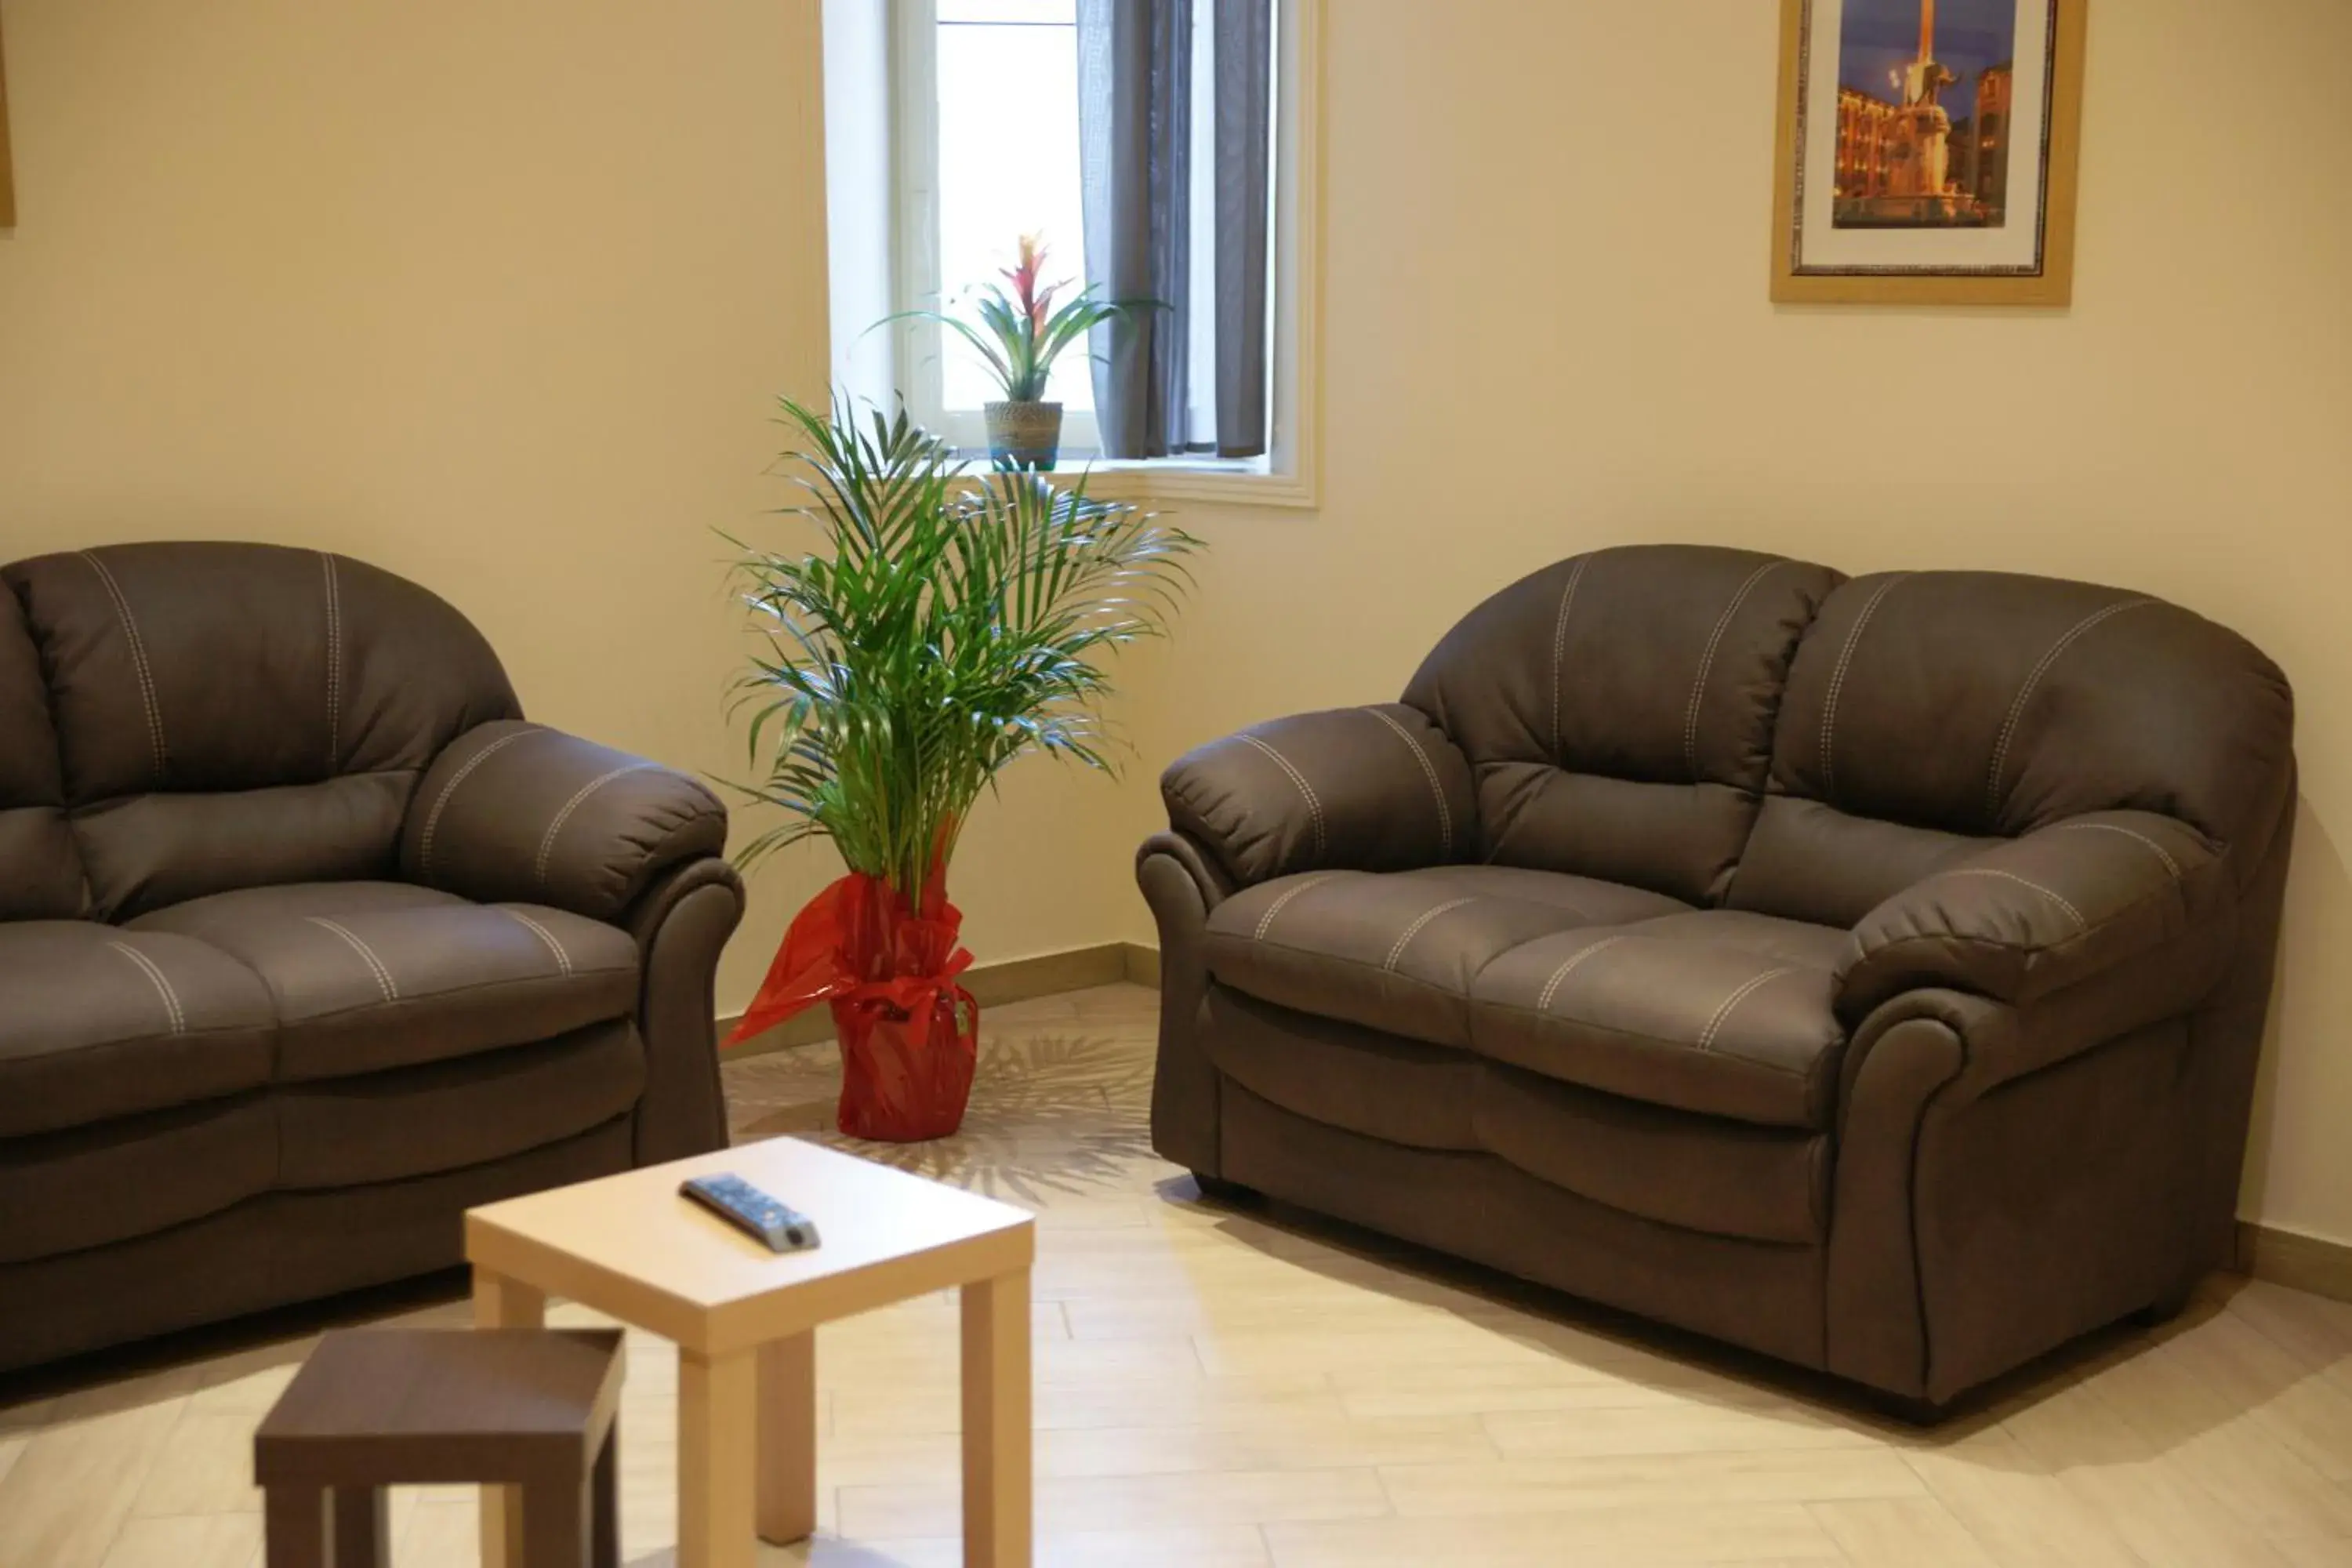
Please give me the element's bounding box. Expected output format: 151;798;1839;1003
4;0;2347;1250
0;0;1144;1014
1128;0;2352;1245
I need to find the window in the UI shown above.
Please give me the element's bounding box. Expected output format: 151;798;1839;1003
879;0;1318;502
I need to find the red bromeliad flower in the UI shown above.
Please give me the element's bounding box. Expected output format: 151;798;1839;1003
1000;233;1059;343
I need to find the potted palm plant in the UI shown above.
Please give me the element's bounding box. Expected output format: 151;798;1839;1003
904;234;1147;471
721;397;1200;1142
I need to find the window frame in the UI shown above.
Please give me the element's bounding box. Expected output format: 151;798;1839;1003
886;0;1322;509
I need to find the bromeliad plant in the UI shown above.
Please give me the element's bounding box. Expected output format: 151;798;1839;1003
719;396;1201;1140
910;233;1138;404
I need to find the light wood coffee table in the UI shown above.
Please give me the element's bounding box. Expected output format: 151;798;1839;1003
465;1135;1036;1568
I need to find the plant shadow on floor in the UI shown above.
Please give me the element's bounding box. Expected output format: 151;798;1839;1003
727;1029;1160;1207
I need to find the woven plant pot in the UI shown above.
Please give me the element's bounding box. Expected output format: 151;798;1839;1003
984;401;1063;472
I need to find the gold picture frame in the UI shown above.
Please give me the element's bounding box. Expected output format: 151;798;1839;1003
1771;0;2086;306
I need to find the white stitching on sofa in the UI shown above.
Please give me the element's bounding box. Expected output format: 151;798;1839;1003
1537;934;1628;1011
1236;735;1326;862
536;763;655;885
1254;874;1338;940
1684;560;1784;782
1819;574;1910;798
1383;898;1477;971
108;942;186;1033
308;916;400;1001
502;908;575;976
1984;598;2156;818
1697;966;1794;1051
1549;556;1591;763
1939;867;2087;931
1367;708;1453;858
417;728;535;877
320;551;343;767
79;552;168;786
2053;820;2182;880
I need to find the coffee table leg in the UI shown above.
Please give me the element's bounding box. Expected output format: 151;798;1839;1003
474;1266;548;1568
264;1487;329;1568
961;1266;1033;1568
679;1348;757;1568
756;1333;818;1544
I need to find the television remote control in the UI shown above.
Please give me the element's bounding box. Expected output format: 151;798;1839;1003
679;1174;822;1253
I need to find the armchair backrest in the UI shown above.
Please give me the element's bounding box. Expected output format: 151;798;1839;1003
1728;570;2297;927
1402;545;1843;906
1;543;521;920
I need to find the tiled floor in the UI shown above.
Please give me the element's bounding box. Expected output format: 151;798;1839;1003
5;983;2352;1565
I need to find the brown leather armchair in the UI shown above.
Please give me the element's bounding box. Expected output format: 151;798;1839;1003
0;542;742;1371
1141;544;2295;1413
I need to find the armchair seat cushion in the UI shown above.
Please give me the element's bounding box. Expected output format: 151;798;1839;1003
0;921;278;1138
129;882;638;1082
1203;866;1689;1049
1468;910;1851;1130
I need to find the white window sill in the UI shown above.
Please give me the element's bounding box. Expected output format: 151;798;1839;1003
953;452;1318;510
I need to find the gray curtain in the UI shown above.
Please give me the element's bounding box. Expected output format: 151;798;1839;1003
1213;0;1272;458
1076;0;1192;459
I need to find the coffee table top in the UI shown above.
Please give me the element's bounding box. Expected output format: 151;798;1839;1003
466;1137;1034;1354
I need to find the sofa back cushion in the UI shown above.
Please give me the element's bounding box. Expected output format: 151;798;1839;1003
1403;545;1843;905
1729;569;2296;927
3;543;521;918
0;588;85;919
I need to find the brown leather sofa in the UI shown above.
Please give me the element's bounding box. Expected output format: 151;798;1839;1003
0;542;742;1372
1142;544;2296;1413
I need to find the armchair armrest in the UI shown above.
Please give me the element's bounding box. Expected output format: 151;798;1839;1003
1161;704;1475;888
400;720;728;922
1837;810;2226;1021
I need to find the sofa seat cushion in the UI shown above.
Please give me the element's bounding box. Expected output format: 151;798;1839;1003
1203;866;1690;1049
0;1094;278;1263
1200;982;1483;1150
1474;1063;1830;1243
0;921;278;1138
129;882;638;1082
277;1020;645;1189
1469;909;1850;1129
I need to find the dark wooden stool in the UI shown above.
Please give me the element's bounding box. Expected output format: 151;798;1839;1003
253;1328;624;1568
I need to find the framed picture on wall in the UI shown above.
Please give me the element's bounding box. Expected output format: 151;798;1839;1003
1771;0;2087;305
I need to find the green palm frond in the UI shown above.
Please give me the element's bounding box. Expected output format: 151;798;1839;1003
724;396;1203;901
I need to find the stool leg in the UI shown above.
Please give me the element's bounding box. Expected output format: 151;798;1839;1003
474;1267;547;1568
264;1487;329;1568
593;1424;620;1568
329;1487;389;1568
522;1479;591;1568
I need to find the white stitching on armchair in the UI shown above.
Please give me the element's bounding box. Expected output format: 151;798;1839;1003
1383;898;1477;971
1937;867;2087;931
1237;735;1327;862
1367;708;1454;858
2052;820;2182;880
535;764;656;886
308;917;401;1001
416;728;536;877
1254;874;1339;940
1697;966;1794;1051
1984;599;2156;818
108;942;186;1033
1684;560;1784;781
79;552;168;786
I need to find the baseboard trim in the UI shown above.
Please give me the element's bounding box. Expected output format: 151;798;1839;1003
2236;1221;2352;1305
721;942;1148;1058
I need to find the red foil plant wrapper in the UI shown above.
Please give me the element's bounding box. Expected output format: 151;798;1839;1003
724;862;978;1142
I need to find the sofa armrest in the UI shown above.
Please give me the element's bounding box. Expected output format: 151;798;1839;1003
401;720;729;921
1837;811;2225;1021
1161;704;1475;889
